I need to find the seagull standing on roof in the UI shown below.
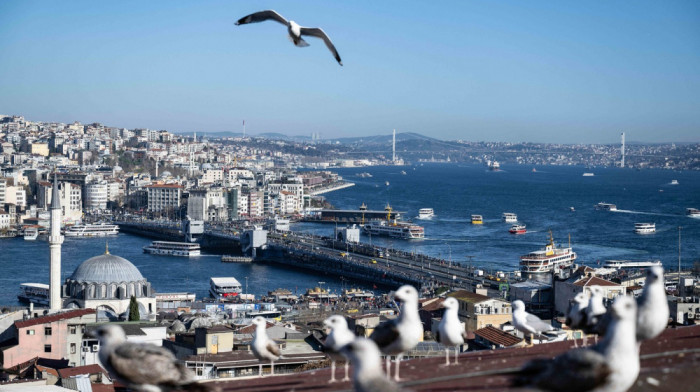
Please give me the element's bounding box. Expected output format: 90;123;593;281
636;266;669;341
251;316;281;377
369;285;422;381
566;292;590;347
586;286;608;342
323;315;355;383
93;325;208;392
437;297;467;365
512;300;555;346
515;295;640;392
341;338;401;392
235;10;343;65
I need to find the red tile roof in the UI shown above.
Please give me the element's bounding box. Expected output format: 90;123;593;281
57;364;106;378
419;298;445;312
573;276;621;287
474;326;523;347
14;309;95;329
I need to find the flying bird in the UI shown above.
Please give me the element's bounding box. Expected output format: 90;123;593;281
514;295;640;392
340;338;401;392
235;10;343;65
437;297;467;365
323;315;356;383
636;266;669;341
251;316;282;377
369;285;422;381
512;300;555;346
93;325;208;392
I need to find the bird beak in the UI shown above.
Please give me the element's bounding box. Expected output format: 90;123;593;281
388;291;396;300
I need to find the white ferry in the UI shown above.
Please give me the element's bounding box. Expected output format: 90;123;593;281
687;208;700;218
509;224;527;235
363;220;424;239
417;208;435;220
209;277;242;300
582;172;595;177
520;232;577;274
143;241;201;257
602;260;662;269
502;213;518;223
670;180;679;185
595;202;617;211
488;160;500;171
471;215;483;224
634;223;656;234
17;283;50;306
23;227;39;241
64;223;119;237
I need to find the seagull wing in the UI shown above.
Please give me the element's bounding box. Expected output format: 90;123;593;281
266;341;281;358
299;27;343;65
235;10;288;26
108;342;190;386
526;313;554;332
515;349;611;392
369;320;400;350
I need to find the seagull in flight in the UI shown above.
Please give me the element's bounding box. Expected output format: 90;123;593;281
323;315;356;383
437;297;467;365
235;10;343;65
92;325;209;392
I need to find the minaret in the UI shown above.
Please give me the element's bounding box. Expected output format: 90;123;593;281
48;174;64;311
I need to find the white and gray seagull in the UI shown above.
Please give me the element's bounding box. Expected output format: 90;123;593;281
566;292;591;347
369;285;422;381
437;297;467;365
515;295;640;392
251;316;282;377
92;325;208;392
340;338;401;392
636;265;669;341
323;315;356;383
512;300;555;346
235;10;343;65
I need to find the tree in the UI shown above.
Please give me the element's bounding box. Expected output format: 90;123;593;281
128;296;140;321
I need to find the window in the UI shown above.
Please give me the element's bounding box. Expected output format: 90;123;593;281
70;343;76;354
70;326;77;334
45;327;52;336
44;345;52;353
26;329;35;335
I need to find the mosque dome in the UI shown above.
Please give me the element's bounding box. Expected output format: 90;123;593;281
69;253;144;283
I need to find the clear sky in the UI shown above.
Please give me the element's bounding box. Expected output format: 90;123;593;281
0;1;698;143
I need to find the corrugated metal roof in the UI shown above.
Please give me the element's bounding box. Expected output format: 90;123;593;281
447;290;491;304
15;309;95;329
474;326;523;347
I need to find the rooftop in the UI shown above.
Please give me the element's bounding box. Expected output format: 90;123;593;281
447;290;493;304
474;325;524;347
14;309;95;329
573;276;621;287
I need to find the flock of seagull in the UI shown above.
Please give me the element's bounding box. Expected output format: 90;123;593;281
90;266;670;392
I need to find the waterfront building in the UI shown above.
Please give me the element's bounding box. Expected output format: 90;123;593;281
5;185;26;208
85;182;108;211
447;290;512;333
0;177;6;204
553;273;626;316
146;183;183;212
0;209;9;229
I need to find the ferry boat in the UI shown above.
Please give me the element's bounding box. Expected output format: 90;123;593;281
356;172;373;178
143;241;201;257
63;223;119;237
400;170;407;175
595;202;617;211
520;232;577;274
634;223;656;234
23;227;39;241
687;208;700;218
17;283;50;306
471;215;483;224
487;160;500;171
602;260;663;269
670;180;679;185
417;208;435;220
343;288;375;299
582;172;595;177
502;213;518;223
509;224;527;234
363;205;425;239
209;277;242;300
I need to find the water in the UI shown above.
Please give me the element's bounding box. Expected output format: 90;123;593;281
1;164;698;306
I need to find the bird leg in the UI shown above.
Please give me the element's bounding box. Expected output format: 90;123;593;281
394;354;404;381
385;356;391;379
271;360;275;376
329;360;337;383
343;362;350;382
528;333;535;347
443;348;450;366
258;363;263;377
454;346;459;364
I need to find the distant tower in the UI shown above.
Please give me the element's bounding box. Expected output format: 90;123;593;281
155;159;159;178
392;129;396;163
48;174;64;311
621;132;626;168
243;120;246;138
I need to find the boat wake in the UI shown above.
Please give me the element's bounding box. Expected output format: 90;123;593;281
614;209;679;217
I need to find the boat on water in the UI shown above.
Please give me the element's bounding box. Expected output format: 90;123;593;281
143;241;201;257
209;277;242;301
520;232;577;274
583;172;595;177
221;255;253;263
509;224;527;234
471;215;483;224
687;208;700;218
23;227;39;241
671;180;679;185
487;160;500;171
17;283;49;306
400;170;407;175
363;205;424;239
595;202;617;211
63;223;119;237
570;206;575;212
343;288;374;299
634;223;656;234
502;213;518;223
602;260;662;269
417;208;435;220
385;181;390;186
356;172;373;178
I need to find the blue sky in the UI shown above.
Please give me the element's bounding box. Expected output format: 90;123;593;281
0;1;698;143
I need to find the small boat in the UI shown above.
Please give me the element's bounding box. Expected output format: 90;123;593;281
385;181;390;186
634;223;656;234
17;283;50;306
570;207;575;212
356;172;373;178
502;213;518;223
471;215;483;224
509;224;527;234
143;241;201;257
343;288;375;299
595;202;617;211
488;160;500;171
602;260;662;269
532;168;537;173
670;180;679;185
583;172;595;177
210;277;242;301
23;227;39;241
400;170;407;175
687;208;700;218
417;208;434;220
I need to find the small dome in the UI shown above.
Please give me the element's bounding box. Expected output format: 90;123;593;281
70;254;144;283
160;171;172;178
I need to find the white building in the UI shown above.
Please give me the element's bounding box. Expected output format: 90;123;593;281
147;184;183;212
0;208;10;229
85;182;108;211
5;185;26;208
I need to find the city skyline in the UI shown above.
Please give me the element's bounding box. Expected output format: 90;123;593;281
1;1;699;143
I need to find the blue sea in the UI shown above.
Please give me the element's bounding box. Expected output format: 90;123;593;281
1;164;698;306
